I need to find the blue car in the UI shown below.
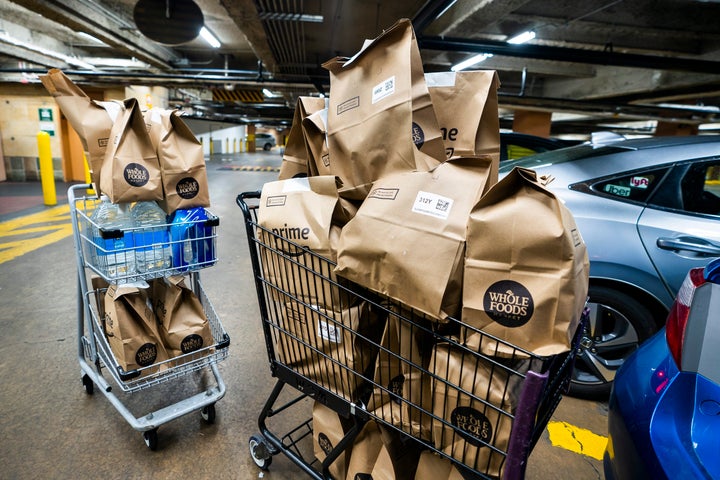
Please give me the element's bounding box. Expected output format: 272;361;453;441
604;257;720;479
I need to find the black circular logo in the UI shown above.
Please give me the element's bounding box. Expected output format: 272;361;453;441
176;177;200;199
411;122;425;149
451;406;493;447
180;334;204;354
388;374;405;405
483;280;534;327
135;343;158;367
123;162;150;187
318;433;333;455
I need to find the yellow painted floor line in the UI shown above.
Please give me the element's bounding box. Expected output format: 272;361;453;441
0;204;73;264
547;421;608;460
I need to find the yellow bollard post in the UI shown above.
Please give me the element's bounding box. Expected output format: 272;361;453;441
82;152;95;196
37;131;57;206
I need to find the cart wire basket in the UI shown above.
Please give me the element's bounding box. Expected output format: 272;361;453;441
238;191;587;480
69;184;230;450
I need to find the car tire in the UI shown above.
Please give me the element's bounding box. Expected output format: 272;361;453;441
263;143;271;151
569;285;657;399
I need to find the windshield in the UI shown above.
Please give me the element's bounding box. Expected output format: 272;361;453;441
498;143;633;173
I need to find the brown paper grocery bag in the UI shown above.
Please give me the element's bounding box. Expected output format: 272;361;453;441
462;167;589;356
313;401;350;480
415;450;468;480
426;70;501;183
40;69;124;192
346;422;384;480
258;176;354;309
273;300;382;401
304;107;331;177
279;96;326;179
151;276;213;359
145;108;210;214
100;98;163;203
335;157;494;321
104;283;169;376
323;18;445;200
367;313;433;440
429;341;519;478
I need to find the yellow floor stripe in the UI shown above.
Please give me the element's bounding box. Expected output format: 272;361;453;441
547;421;608;460
0;204;73;264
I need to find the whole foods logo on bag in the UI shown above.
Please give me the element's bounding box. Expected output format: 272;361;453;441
135;342;158;367
176;177;200;199
483;280;535;327
318;432;333;455
181;334;204;354
123;162;150;187
412;122;425;149
388;374;405;405
451;406;493;447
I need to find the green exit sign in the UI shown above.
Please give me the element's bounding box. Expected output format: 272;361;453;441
38;108;53;122
38;107;55;136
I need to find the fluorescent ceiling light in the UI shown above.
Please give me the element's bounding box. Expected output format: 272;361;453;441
0;31;95;69
200;26;221;48
451;53;493;72
507;30;536;44
80;57;149;68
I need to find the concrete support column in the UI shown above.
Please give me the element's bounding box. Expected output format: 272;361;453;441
655;122;698;136
512;110;552;137
246;124;256;152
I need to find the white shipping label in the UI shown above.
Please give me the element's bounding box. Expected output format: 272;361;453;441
412;191;454;220
372;76;396;104
318;320;342;344
282;177;311;193
425;71;457;87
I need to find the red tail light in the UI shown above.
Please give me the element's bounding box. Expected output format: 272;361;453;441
666;268;706;367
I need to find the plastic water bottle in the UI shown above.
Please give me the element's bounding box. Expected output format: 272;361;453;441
130;201;171;274
170;207;217;271
90;195;136;279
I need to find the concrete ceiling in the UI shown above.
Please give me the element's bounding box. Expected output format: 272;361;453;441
1;0;720;136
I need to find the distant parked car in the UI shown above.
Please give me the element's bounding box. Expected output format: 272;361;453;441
498;135;720;397
604;258;720;479
247;132;277;151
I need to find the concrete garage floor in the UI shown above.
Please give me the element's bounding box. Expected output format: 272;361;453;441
0;150;607;480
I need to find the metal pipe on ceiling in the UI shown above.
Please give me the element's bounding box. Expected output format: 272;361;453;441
418;36;720;74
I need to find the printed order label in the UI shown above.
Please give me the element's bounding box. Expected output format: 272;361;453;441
372;76;395;104
412;190;454;220
318;320;342;344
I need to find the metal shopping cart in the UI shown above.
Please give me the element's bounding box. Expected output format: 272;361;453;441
237;191;587;480
68;184;229;450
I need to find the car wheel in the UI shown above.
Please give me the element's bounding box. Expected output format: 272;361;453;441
263;143;271;151
569;285;657;399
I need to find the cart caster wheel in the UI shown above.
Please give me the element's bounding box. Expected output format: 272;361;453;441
81;374;94;395
143;429;158;451
201;404;216;424
249;434;273;470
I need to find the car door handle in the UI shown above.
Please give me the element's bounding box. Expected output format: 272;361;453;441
657;236;720;256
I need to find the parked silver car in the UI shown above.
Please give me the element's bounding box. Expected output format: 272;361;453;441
499;135;720;397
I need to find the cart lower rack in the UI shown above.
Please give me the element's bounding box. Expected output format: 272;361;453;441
238;192;586;480
69;185;230;450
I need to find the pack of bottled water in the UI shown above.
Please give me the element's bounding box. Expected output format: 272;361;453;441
89;197;215;280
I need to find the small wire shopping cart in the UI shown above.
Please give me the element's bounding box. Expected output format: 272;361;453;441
68;184;230;450
237;191;586;480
